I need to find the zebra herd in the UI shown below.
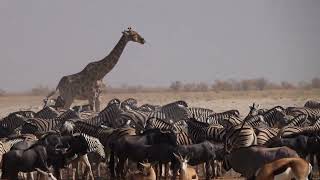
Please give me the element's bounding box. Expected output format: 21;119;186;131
0;98;320;179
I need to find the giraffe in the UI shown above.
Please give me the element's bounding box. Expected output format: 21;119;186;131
46;27;145;111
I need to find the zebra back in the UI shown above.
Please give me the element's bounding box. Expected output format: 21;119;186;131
304;100;320;109
188;107;214;122
35;107;59;119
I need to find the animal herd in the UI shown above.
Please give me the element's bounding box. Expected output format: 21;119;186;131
0;98;320;180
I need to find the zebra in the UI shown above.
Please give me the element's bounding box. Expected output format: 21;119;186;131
304;100;320;109
223;124;257;152
0;113;30;137
286;106;320;123
206;110;240;124
245;115;268;128
144;117;193;145
217;115;242;128
107;98;121;108
279;118;320;138
148;100;190;122
20;109;80;135
120;98;138;111
79;101;122;127
262;106;287;128
187;107;215;122
34;106;59;119
256;127;279;146
138;104;160;112
114;109;149;132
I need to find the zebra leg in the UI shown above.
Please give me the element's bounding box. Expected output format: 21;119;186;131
81;154;94;180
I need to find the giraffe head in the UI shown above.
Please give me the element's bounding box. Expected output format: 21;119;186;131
122;27;145;44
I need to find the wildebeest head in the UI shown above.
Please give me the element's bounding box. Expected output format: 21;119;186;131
307;136;320;152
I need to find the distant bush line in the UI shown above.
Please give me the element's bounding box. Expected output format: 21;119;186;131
1;77;319;96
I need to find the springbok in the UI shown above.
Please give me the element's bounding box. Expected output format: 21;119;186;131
173;153;198;180
255;157;312;180
127;162;156;180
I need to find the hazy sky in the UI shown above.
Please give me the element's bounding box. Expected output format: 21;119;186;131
1;1;320;92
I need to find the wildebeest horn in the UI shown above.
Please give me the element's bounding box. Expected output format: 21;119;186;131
173;152;181;161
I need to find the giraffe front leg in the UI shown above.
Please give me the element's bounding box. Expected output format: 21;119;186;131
95;96;101;112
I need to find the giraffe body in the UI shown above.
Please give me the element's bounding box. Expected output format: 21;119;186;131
47;28;145;111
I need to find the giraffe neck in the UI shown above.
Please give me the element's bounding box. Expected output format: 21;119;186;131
95;35;128;80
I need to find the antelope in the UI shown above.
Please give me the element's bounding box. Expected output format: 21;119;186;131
173;153;198;180
127;162;156;180
255;157;312;180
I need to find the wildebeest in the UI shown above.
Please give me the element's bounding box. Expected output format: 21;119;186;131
1;134;67;180
216;145;299;179
173;141;219;180
110;128;177;178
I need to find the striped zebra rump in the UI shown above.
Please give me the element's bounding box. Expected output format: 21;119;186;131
188;107;215;122
176;131;194;145
225;124;257;151
74;133;106;159
206;124;224;142
35;106;59;119
255;127;279;146
304;100;320;109
186;118;209;143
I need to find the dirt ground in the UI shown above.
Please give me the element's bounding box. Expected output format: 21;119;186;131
1;89;319;118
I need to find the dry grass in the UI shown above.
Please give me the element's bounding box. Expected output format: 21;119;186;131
0;89;319;118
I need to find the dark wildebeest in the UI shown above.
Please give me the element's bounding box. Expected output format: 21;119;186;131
1;134;67;180
172;141;219;180
110;128;177;178
216;145;299;179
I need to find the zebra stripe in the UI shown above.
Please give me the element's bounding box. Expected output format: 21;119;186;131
224;124;257;151
256;127;279;146
262;107;286;128
286;107;320;123
35;107;59;119
75;133;105;159
21;109;79;134
206;110;240;124
187;107;215;122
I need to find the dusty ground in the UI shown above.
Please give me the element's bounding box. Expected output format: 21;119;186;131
1;89;319;117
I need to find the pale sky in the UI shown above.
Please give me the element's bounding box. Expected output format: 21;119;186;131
0;1;320;92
